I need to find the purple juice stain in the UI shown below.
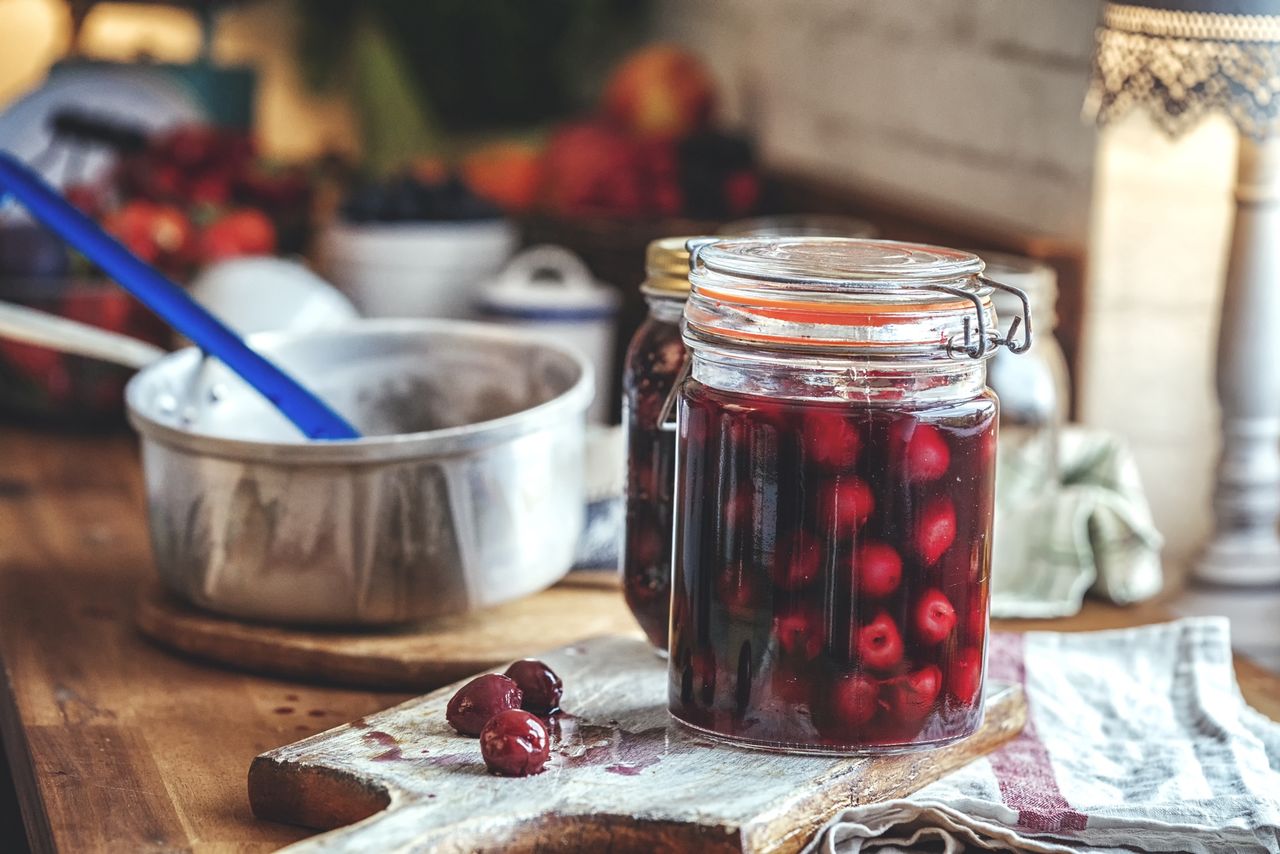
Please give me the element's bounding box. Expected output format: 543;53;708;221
372;747;403;761
363;730;397;747
552;714;667;777
272;706;294;715
307;709;327;718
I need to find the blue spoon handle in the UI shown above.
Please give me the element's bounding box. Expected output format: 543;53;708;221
0;152;360;440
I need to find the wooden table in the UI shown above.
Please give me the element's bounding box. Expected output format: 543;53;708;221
1;428;1278;853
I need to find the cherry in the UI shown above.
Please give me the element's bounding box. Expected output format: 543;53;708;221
828;673;880;729
817;478;874;532
503;659;564;715
716;562;759;619
802;410;861;469
774;604;825;660
890;419;950;482
769;532;820;591
853;541;902;598
915;496;956;565
446;674;523;736
479;709;551;776
949;647;983;705
887;665;942;721
855;611;904;671
914;589;957;645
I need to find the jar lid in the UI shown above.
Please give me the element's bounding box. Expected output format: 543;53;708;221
478;245;619;320
686;238;1031;359
642;236;699;296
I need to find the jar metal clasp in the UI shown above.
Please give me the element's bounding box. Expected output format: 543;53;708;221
942;276;1034;359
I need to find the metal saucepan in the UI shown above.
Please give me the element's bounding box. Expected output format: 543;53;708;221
0;304;594;625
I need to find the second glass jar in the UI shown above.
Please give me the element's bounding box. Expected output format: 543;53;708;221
668;238;1029;754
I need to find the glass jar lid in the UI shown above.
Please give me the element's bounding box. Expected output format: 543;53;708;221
685;237;1031;360
642;236;699;297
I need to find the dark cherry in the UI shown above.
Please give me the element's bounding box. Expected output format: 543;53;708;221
855;611;904;671
914;588;957;645
445;674;523;736
817;477;874;531
827;673;880;730
853;540;902;598
774;603;825;661
802;410;862;469
770;532;821;590
887;665;942;721
504;659;564;715
479;709;551;776
915;496;957;565
890;419;950;482
949;646;982;705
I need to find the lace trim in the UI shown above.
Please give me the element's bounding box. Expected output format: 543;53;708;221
1103;4;1280;43
1088;5;1280;139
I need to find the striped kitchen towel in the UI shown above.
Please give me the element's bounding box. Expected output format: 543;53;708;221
808;618;1280;853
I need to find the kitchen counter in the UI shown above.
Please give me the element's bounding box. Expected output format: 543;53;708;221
1;427;1278;852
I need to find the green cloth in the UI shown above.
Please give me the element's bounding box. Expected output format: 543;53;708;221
991;425;1164;618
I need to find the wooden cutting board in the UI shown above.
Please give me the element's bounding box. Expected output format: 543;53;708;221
249;635;1027;853
135;571;640;690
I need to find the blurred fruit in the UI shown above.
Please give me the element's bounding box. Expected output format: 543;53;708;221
103;201;195;270
461;142;544;213
198;209;276;263
540;122;697;218
603;45;716;139
341;172;501;223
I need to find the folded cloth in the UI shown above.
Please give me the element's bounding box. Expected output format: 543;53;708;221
992;426;1164;618
807;618;1280;853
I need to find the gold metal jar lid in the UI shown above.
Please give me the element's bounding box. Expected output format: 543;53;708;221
642;236;702;297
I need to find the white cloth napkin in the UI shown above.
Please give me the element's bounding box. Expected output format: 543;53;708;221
808;618;1280;853
992;427;1164;618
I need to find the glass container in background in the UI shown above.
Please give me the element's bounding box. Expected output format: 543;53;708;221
669;238;1030;753
621;236;697;651
980;253;1070;605
719;213;877;238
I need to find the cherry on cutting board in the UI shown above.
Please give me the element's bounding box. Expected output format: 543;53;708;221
914;589;957;645
504;659;564;716
853;541;901;598
855;612;904;671
480;709;551;777
445;674;523;736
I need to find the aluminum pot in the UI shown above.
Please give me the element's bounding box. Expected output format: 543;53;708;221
122;318;593;626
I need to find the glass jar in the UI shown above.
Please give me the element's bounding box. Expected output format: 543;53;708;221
980;254;1069;610
621;237;699;651
668;238;1030;754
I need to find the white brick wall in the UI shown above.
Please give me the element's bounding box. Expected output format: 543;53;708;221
659;0;1101;241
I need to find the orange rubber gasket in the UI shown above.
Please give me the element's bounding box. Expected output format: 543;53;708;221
697;284;968;328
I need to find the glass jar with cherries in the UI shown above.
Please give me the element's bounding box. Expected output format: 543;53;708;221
621;236;699;651
668;238;1031;753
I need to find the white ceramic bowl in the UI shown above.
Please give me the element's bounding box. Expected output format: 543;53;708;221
320;219;518;319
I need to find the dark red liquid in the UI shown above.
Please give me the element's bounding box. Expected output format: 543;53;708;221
669;380;996;751
621;311;688;650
